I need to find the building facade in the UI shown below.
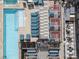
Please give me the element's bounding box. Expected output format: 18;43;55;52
0;0;78;59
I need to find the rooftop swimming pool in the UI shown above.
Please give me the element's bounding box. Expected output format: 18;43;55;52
4;9;19;59
4;0;17;4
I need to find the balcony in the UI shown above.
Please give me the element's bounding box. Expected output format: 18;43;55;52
49;12;54;17
48;49;59;59
49;19;60;31
50;25;60;31
31;12;38;17
31;12;39;37
48;39;60;49
49;17;60;21
31;26;39;30
27;48;37;53
31;30;39;34
25;48;37;59
49;32;60;45
50;31;60;38
49;2;60;11
49;57;59;59
53;4;60;10
31;19;39;23
49;38;60;42
48;42;60;49
26;52;37;56
31;27;39;37
31;16;39;21
31;13;39;23
26;48;37;51
49;12;60;18
32;33;39;37
25;56;37;59
31;22;39;26
31;21;39;26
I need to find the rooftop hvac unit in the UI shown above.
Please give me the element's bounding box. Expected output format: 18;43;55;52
67;47;74;52
66;29;70;35
66;24;71;29
66;37;72;42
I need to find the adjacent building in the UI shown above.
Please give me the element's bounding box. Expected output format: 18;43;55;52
0;0;78;59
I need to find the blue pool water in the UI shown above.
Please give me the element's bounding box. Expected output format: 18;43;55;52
4;9;19;59
4;0;17;4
